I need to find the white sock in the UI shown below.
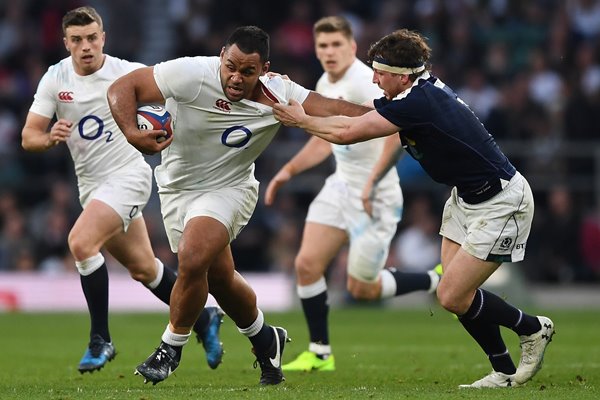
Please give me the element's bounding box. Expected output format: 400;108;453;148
297;277;327;299
161;324;191;347
146;258;164;289
309;342;332;356
427;269;440;293
380;269;397;298
238;309;264;337
75;253;105;276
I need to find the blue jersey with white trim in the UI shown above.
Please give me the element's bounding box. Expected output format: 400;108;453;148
374;73;515;199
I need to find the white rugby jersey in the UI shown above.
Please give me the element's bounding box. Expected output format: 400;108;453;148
29;55;147;185
316;59;399;190
153;56;310;192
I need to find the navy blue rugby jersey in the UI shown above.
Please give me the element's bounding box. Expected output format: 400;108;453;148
374;74;515;202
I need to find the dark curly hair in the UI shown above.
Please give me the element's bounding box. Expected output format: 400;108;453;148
367;29;431;80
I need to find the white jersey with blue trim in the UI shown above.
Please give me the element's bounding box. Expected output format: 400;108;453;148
316;58;399;190
29;55;147;185
153;56;310;192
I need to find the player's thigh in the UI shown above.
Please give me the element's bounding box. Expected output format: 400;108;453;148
179;215;231;271
69;199;124;255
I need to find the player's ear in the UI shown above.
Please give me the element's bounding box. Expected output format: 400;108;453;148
261;61;270;75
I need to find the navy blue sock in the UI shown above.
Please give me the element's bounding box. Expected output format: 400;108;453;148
300;291;330;345
150;265;176;305
386;268;431;295
459;289;516;374
80;263;110;342
468;289;541;336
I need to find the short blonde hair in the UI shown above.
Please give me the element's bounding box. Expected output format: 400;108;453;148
313;16;353;41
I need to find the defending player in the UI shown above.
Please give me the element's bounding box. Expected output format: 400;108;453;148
272;28;554;388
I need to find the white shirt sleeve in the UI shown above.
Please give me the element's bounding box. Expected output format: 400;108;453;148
153;56;210;103
29;69;57;118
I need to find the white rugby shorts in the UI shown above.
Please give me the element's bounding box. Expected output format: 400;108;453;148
307;174;403;282
159;179;259;253
78;162;152;232
439;172;534;263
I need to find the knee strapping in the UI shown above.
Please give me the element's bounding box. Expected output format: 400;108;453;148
75;253;105;276
347;249;386;283
347;234;389;282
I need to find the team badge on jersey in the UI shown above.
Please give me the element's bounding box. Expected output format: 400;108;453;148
214;99;232;112
58;91;74;102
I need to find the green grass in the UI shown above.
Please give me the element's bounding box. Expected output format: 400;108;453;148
1;307;598;399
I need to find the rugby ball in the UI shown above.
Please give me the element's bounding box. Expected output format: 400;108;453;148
136;104;172;143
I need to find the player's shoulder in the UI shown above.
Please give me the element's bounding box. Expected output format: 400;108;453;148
45;56;71;74
156;55;219;76
41;57;74;86
100;54;146;76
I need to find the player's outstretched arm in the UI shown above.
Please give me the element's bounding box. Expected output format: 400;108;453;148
273;99;397;145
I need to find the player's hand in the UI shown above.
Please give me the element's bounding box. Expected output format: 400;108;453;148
361;179;376;218
48;119;73;146
127;128;173;155
265;168;293;206
273;99;306;127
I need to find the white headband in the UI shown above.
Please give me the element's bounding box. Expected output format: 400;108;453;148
372;61;425;75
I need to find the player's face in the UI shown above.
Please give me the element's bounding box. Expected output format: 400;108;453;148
219;44;269;102
372;68;409;100
63;22;105;76
314;32;356;82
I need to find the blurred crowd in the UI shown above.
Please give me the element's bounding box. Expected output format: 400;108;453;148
1;0;600;285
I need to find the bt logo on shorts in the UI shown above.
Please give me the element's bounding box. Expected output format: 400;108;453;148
58;91;74;102
214;99;232;112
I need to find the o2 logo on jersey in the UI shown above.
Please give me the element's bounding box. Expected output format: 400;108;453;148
221;126;252;148
78;115;114;142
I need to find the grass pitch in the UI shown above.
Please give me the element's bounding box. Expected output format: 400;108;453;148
0;306;598;399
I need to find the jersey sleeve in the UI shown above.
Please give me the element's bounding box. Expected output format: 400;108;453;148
153;57;207;103
265;75;310;104
28;69;57;119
